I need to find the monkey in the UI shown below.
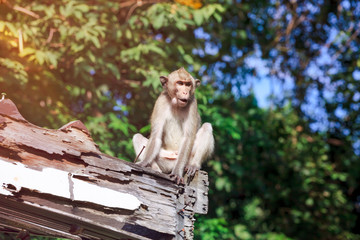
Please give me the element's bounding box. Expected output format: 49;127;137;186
133;67;214;184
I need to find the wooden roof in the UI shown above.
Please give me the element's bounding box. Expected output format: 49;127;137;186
0;99;208;240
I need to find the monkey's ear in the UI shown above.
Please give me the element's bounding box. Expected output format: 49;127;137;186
160;76;168;87
195;79;201;87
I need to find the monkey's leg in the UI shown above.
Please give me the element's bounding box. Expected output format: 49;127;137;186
133;134;163;173
150;161;162;172
186;123;214;176
133;133;176;165
132;133;148;163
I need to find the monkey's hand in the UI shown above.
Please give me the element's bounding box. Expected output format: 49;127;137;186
169;172;184;185
185;165;200;177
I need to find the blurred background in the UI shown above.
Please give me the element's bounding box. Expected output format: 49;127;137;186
1;0;360;239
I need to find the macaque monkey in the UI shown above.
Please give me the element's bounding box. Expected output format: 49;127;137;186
133;67;214;184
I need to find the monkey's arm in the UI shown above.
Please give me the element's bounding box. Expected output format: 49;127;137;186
170;106;198;184
186;123;214;176
170;133;194;184
137;98;166;167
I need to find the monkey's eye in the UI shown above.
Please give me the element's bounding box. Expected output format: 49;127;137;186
185;82;192;87
176;81;184;86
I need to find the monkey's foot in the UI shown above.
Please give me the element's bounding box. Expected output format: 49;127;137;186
169;173;184;185
185;165;200;177
137;161;151;168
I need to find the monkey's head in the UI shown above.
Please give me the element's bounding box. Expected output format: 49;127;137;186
160;68;200;108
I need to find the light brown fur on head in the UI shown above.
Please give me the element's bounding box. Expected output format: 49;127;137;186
160;68;200;107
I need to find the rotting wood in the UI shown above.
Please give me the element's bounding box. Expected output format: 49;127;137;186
0;99;209;240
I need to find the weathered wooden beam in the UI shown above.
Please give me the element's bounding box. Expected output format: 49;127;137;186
0;99;208;240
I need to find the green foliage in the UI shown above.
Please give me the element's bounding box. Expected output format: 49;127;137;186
192;72;360;240
194;92;358;240
0;58;28;85
195;218;234;239
1;0;360;240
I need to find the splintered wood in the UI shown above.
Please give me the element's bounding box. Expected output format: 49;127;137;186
0;99;209;240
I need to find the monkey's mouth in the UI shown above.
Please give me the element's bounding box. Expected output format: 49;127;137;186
179;99;188;104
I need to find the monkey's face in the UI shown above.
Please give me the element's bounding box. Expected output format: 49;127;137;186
173;80;193;107
160;67;201;108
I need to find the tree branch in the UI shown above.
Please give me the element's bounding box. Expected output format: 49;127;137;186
2;1;40;19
